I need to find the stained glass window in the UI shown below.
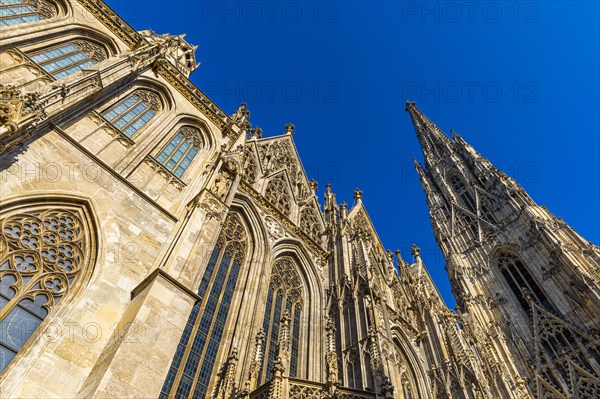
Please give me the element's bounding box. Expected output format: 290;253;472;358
102;90;161;138
156;127;203;178
259;257;303;383
497;252;554;315
160;213;247;399
0;0;56;27
29;40;106;79
0;208;89;372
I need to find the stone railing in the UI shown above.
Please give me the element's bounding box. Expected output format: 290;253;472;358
287;378;376;399
337;386;376;399
249;381;271;399
246;377;376;399
288;379;322;398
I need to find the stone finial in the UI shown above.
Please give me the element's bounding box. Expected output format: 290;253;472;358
324;315;340;387
411;244;421;258
386;249;394;262
248;126;262;139
353;188;363;202
248;329;265;390
231;103;250;124
325;183;332;194
254;329;265;359
340;202;348;219
395;249;408;276
309;179;318;193
395;249;402;261
280;309;291;328
285;123;295;135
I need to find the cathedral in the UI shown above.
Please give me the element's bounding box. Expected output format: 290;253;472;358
1;1;600;398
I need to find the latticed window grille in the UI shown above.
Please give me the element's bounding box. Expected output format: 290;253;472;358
497;251;554;314
160;213;247;399
0;208;90;372
265;174;292;216
102;90;161;138
259;257;303;383
156;127;203;178
0;0;56;27
29;40;106;79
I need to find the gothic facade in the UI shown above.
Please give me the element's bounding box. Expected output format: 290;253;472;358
0;1;599;398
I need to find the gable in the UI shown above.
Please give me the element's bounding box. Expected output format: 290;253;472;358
243;134;326;232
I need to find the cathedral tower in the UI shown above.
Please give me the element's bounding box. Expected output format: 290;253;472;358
408;101;600;398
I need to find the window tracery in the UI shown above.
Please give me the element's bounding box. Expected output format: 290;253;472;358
156;127;202;178
29;40;106;79
497;251;554;315
259;257;303;383
299;206;321;242
265;174;292;217
533;305;600;398
101;90;161;138
160;213;247;399
259;141;294;175
448;175;476;213
0;207;89;372
241;148;258;183
0;0;56;27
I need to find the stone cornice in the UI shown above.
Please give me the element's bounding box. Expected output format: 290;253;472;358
76;1;230;131
155;61;229;130
76;0;141;49
239;180;328;260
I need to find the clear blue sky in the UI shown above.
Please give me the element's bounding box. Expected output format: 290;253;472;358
104;0;600;308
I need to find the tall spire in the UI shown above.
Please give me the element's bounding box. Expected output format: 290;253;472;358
405;101;453;169
406;103;533;257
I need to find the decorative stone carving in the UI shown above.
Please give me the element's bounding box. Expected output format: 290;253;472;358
300;206;321;242
0;85;47;149
248;126;262;139
212;169;232;200
264;215;284;240
199;196;224;220
0;85;22;137
241;148;258;183
265;174;292;216
231;103;250;125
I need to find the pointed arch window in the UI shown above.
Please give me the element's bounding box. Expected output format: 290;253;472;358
259;258;303;382
0;205;94;373
102;90;161;138
156;127;203;178
265;174;292;217
0;0;56;27
497;252;554;315
29;40;107;79
449;175;476;213
161;213;247;399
